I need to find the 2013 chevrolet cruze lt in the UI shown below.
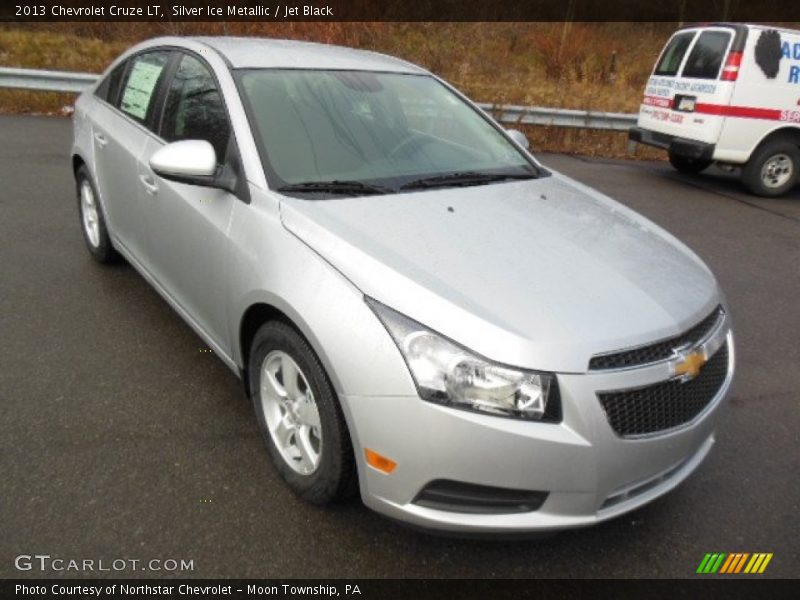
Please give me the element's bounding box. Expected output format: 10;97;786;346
71;37;735;534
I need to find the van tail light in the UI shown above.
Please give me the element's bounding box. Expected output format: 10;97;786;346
721;51;743;81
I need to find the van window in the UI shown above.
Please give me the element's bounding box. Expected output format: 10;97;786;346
654;32;695;76
682;31;732;79
118;51;170;125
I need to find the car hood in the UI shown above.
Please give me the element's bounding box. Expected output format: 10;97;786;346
279;173;720;373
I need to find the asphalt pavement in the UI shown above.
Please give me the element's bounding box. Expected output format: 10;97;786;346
1;115;798;578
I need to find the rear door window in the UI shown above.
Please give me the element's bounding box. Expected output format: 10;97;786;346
681;30;732;79
117;51;170;125
95;60;128;105
654;31;695;76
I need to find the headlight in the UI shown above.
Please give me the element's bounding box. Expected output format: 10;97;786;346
366;298;561;422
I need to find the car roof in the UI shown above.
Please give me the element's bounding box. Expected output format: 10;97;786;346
189;36;427;74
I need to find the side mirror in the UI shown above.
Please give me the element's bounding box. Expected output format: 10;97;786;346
506;128;530;151
150;139;217;179
150;139;247;200
150;139;239;195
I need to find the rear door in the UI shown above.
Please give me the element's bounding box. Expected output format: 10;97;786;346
638;27;739;144
91;50;171;261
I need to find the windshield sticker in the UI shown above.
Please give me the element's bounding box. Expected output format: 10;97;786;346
120;61;164;119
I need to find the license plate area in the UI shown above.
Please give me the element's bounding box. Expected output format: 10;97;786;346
674;95;697;112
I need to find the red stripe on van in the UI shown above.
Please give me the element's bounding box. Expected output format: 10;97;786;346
694;103;783;120
640;96;783;121
642;95;673;108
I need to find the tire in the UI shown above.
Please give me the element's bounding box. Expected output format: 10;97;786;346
76;166;120;263
741;139;800;197
668;152;712;175
248;320;357;504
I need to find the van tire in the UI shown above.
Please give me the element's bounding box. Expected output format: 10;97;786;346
742;139;800;197
668;153;712;175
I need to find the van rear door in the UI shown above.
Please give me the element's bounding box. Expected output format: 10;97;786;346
638;27;740;145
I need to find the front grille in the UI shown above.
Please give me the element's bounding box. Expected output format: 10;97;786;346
598;342;729;437
589;306;724;371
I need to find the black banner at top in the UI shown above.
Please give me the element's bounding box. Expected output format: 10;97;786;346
2;0;799;22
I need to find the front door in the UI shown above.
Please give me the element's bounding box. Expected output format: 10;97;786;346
139;52;238;353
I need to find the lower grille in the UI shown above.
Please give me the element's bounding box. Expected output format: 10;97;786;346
598;343;729;437
600;457;688;509
413;480;548;514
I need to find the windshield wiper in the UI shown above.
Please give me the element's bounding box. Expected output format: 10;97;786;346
399;170;536;191
277;180;392;196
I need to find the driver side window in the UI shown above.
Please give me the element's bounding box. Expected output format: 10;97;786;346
160;54;231;163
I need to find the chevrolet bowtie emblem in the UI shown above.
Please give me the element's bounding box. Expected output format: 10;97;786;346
673;350;707;381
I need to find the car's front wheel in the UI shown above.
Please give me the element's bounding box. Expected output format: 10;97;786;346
249;321;357;504
76;165;119;263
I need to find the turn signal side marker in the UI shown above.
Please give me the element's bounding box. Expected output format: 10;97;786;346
365;448;397;474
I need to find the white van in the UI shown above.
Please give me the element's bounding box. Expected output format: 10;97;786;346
629;23;800;197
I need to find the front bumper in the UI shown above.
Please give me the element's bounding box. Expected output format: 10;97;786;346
345;330;734;534
629;126;715;161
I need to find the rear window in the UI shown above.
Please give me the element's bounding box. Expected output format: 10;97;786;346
681;30;732;79
654;31;695;76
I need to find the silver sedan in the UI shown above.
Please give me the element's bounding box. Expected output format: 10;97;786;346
71;36;734;534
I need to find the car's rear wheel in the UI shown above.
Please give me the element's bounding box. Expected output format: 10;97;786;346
76;166;119;263
249;321;357;504
742;139;800;197
668;152;712;175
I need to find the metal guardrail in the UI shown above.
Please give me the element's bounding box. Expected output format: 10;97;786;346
478;103;636;131
0;67;99;93
0;66;638;131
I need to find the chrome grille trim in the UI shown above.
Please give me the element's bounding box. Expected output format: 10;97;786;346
588;305;725;372
597;340;731;438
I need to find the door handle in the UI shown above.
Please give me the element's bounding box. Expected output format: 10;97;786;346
139;174;159;195
93;132;108;147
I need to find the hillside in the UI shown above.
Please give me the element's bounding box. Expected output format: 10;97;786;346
2;22;792;157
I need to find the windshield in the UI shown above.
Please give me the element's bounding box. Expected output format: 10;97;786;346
237;69;540;195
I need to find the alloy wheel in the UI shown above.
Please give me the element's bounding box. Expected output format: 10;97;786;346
259;350;323;475
80;180;101;248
